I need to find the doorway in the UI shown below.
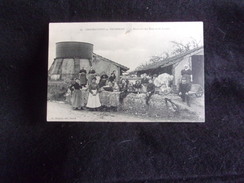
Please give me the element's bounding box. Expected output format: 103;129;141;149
191;55;204;88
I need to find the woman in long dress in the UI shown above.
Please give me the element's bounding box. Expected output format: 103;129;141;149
70;78;82;110
86;77;101;111
119;79;128;103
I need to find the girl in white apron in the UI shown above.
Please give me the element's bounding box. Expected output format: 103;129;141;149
86;77;101;111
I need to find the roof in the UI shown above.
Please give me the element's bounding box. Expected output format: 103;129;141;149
133;46;203;72
93;53;130;71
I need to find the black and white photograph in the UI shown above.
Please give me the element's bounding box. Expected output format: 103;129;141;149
47;22;204;122
1;1;243;182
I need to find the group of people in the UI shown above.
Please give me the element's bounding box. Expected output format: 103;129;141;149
130;64;193;106
68;64;193;111
68;67;159;111
69;67;117;111
78;67;117;88
126;75;157;105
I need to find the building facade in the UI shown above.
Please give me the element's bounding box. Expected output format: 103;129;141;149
134;47;204;89
48;41;129;81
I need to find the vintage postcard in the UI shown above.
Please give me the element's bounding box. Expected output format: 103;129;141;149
47;22;204;122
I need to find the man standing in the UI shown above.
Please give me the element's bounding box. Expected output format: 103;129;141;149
179;64;192;106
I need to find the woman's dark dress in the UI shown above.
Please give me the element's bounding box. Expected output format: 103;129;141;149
146;83;155;105
70;83;82;108
119;83;128;103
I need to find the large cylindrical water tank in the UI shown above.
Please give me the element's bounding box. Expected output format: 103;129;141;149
56;42;93;59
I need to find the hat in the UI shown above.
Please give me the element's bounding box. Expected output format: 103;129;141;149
91;77;97;80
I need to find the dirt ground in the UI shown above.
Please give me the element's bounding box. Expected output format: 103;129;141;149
47;101;164;122
47;94;204;122
172;95;205;120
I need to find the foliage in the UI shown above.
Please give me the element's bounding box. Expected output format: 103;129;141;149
170;38;200;56
135;39;201;70
48;82;69;101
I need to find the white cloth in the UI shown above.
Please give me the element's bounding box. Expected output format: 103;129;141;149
154;73;173;94
86;90;101;108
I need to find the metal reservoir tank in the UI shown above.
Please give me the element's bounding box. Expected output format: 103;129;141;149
56;42;93;59
49;42;94;81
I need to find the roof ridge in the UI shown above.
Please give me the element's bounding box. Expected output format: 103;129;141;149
134;46;203;72
93;53;129;70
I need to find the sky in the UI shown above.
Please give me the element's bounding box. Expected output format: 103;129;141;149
48;22;203;71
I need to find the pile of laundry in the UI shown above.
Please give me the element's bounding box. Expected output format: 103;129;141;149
154;73;174;95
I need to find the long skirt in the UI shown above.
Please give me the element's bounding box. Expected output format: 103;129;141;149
71;89;82;108
86;90;101;108
80;89;89;107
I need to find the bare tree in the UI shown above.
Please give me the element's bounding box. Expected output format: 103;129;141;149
149;51;170;64
171;39;200;55
135;39;201;70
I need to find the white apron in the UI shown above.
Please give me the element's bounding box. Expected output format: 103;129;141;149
86;90;101;108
